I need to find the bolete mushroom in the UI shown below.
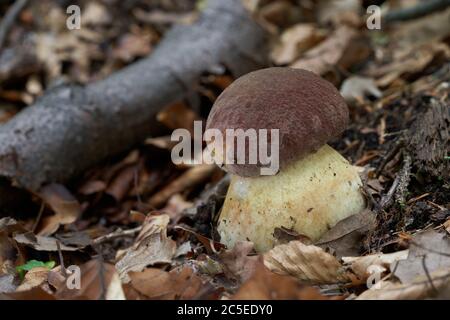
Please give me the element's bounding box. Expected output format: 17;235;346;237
206;67;366;252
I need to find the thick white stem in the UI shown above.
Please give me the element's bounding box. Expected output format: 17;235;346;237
217;144;366;252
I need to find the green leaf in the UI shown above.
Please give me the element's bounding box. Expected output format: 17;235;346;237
16;260;56;279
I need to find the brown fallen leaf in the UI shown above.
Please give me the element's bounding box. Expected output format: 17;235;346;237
127;266;213;300
219;241;258;283
37;184;82;236
53;260;124;300
263;241;352;284
115;215;176;282
315;209;377;258
233;261;333;300
105;165;138;202
291;25;369;77
271;24;326;65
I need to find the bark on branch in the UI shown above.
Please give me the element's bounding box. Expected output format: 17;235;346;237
0;0;268;191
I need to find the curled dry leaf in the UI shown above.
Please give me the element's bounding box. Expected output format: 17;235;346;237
15;267;49;292
263;241;352;284
233;260;332;300
271;24;326;65
342;250;409;280
115;215;176;282
37;184;82;236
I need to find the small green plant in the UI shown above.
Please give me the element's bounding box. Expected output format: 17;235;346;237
16;260;56;279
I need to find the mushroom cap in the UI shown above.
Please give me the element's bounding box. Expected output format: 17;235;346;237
206;67;349;176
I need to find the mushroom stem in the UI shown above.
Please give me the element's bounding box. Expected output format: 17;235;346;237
217;144;366;252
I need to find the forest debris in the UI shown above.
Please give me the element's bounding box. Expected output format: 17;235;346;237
342;250;409;280
115;215;176;282
393;230;450;284
127;266;212;300
37;184;82;236
15;267;49;292
406;98;450;177
0;0;268;191
340;76;382;103
14;233;78;252
316;210;377;258
0;0;30;51
148;164;217;208
316;0;362;26
53;260;125;300
356;269;450;300
233;261;329;300
218;241;258;283
263;241;352;284
384;0;450;23
270;24;325;65
113;33;152;63
291;25;368;76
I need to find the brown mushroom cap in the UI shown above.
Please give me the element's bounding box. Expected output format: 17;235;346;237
206;67;349;176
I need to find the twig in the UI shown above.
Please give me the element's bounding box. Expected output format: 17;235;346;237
384;0;450;23
31;200;45;233
91;226;142;245
56;240;67;277
97;255;106;301
0;0;29;51
422;255;439;294
375;138;404;177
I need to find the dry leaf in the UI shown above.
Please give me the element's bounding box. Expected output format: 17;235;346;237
271;24;325;65
55;260;125;300
16;267;49;292
316;209;377;258
291;26;368;76
219;241;258;283
115;215;176;282
342;250;409;280
128;266;210;300
156;102;201;135
37;184;82;236
113;33;152;62
264;241;352;284
233;261;330;300
393;230;450;284
356;269;450;300
14;233;78;252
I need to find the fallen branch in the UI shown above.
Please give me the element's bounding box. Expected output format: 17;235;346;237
0;0;268;191
384;0;450;23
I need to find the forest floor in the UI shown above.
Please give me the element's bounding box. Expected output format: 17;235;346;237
0;0;449;300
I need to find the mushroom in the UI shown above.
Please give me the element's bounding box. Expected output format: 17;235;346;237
206;67;366;252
